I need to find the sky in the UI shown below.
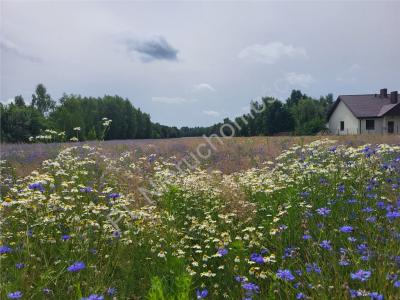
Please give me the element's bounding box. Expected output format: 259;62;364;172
1;1;399;127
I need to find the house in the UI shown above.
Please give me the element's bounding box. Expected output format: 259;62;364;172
328;89;400;135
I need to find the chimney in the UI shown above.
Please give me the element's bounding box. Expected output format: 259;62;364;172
390;91;398;104
380;88;388;98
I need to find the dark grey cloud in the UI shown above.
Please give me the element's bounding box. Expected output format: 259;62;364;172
0;36;42;63
123;36;178;62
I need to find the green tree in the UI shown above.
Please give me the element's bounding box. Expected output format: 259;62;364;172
14;95;26;107
31;84;56;115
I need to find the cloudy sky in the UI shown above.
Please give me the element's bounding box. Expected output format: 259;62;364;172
1;1;399;127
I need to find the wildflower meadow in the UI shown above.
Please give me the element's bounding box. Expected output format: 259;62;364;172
1;139;400;299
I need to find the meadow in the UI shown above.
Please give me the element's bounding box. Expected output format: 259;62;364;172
1;136;400;299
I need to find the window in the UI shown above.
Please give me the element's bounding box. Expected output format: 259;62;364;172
366;120;375;131
340;121;344;131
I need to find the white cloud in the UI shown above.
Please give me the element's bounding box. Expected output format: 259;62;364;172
0;36;41;62
238;42;307;64
284;72;314;87
202;110;220;117
193;83;216;92
151;96;196;104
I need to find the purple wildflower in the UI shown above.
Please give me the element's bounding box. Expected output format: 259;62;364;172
108;193;120;199
340;225;353;233
0;245;12;254
350;269;371;282
67;261;85;272
7;291;23;299
276;269;295;281
241;282;259;292
81;295;104;300
61;235;71;241
15;263;25;269
217;248;228;256
387;211;400;219
196;289;208;299
106;288;117;296
316;207;331;216
28;182;44;192
319;240;332;251
368;292;383;300
250;253;264;264
80;187;93;193
235;275;247;283
296;293;305;299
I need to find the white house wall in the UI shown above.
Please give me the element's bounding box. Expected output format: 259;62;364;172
328;101;359;135
359;118;383;134
383;115;400;134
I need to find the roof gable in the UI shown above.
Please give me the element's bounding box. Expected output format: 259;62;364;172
328;94;400;119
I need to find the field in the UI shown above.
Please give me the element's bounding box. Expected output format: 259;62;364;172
1;135;400;299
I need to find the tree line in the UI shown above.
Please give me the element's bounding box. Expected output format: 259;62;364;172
0;84;334;143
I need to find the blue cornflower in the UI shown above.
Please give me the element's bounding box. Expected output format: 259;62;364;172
302;234;312;240
348;237;357;242
108;193;120;199
235;275;247;283
81;294;104;300
387;273;398;281
362;207;374;213
319;240;332;251
387;211;400;219
347;199;358;204
196;289;208;299
217;248;228;256
67;261;85;272
339;259;350;266
43;288;52;295
29;182;44;192
316;207;331;216
241;282;259;292
357;244;369;256
296;293;305;299
276;269;295;281
350;289;362;298
350;269;371;282
306;263;321;274
340;225;353;233
293;282;301;289
61;235;71;241
15;263;25;269
300;191;310;197
368;292;383;300
112;231;121;239
7;291;23;299
394;281;400;288
0;245;12;254
250;253;264;264
282;246;296;260
366;216;377;223
106;288;117;296
376;201;386;209
80;187;93;193
279;224;288;231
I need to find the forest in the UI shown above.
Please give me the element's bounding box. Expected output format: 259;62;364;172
0;84;334;142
